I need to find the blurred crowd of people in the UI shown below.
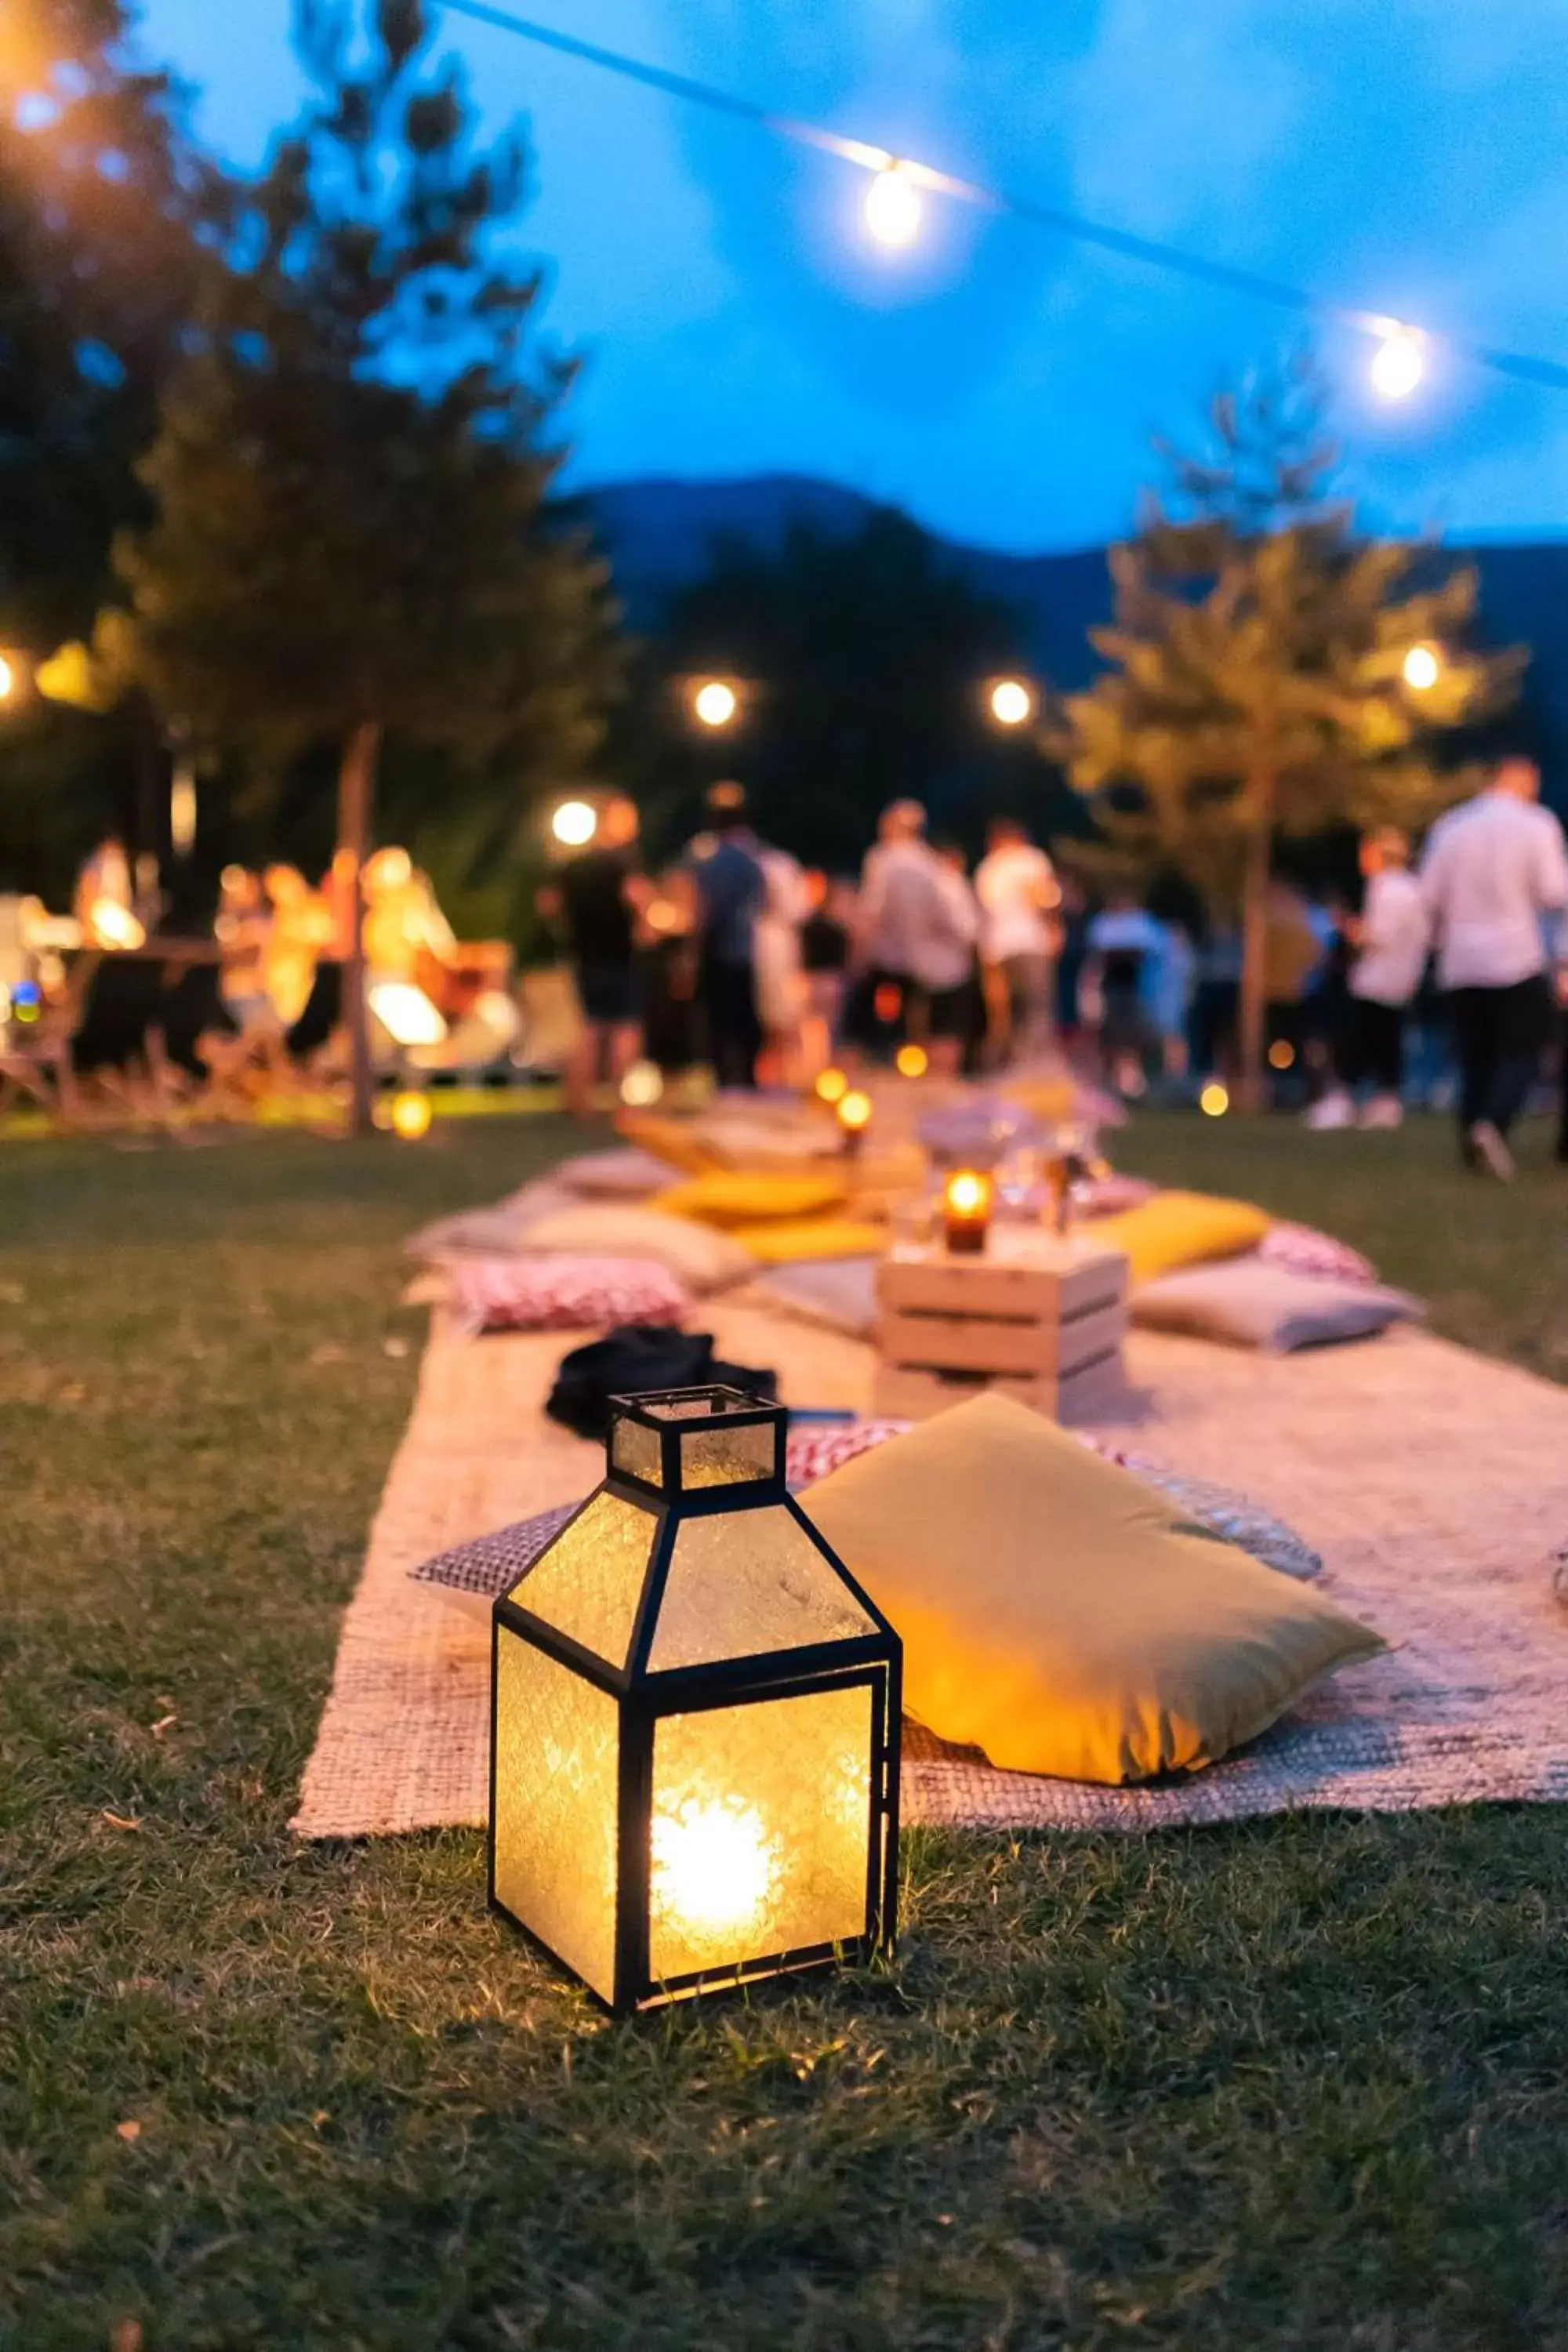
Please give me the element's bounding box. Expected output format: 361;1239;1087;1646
542;759;1568;1178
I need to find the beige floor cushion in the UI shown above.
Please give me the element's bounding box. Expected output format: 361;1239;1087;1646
1133;1258;1421;1352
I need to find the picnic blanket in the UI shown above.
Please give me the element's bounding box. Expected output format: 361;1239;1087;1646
292;1304;1568;1838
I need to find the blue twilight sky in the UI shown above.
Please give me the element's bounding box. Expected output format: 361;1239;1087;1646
136;0;1568;555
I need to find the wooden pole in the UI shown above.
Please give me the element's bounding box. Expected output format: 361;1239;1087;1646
337;718;382;1139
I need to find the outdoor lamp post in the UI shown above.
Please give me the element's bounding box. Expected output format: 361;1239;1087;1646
489;1385;902;2014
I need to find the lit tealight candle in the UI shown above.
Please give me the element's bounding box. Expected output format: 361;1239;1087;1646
815;1065;849;1106
942;1167;993;1254
836;1087;873;1155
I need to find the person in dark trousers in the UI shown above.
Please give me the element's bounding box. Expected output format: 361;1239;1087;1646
683;782;766;1091
1420;757;1568;1180
537;795;644;1116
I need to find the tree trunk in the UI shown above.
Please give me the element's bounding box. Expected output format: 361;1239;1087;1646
337;719;383;1139
1235;760;1275;1114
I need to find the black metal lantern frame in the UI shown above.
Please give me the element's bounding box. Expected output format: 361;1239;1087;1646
489;1385;902;2016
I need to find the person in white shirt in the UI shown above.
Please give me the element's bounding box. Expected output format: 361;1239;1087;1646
852;799;938;1048
1305;829;1428;1133
974;818;1060;1064
1419;757;1568;1178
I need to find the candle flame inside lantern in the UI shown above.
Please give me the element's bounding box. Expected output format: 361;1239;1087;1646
652;1795;777;1944
946;1171;987;1217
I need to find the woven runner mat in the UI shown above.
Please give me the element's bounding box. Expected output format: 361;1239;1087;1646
292;1306;1568;1838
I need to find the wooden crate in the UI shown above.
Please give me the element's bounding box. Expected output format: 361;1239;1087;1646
873;1233;1129;1423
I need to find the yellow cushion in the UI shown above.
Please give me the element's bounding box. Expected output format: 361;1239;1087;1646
653;1171;848;1229
1088;1189;1271;1287
613;1112;720;1177
804;1392;1381;1784
728;1218;887;1265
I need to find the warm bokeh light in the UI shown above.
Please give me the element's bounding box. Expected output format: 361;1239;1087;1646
864;162;921;248
691;679;739;728
1268;1040;1296;1071
1371;325;1424;400
1200;1081;1230;1117
873;982;903;1025
88;900;145;951
836;1087;873;1134
895;1043;929;1078
944;1171;989;1217
550;799;597;848
652;1795;776;1946
0;655;16;702
619;1058;664;1107
170;768;197;856
814;1065;849;1105
1403;643;1441;691
988;677;1033;727
390;1090;434;1142
368;980;448;1047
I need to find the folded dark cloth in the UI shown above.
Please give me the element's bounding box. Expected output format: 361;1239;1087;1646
545;1325;779;1442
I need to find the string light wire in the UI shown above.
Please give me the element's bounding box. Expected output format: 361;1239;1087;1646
439;0;1568;397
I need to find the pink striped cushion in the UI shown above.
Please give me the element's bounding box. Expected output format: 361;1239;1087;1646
446;1253;689;1338
1258;1221;1377;1286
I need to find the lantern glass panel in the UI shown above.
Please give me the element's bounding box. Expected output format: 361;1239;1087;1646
648;1682;875;1983
508;1490;655;1668
610;1415;663;1486
648;1505;878;1672
493;1630;619;2002
677;1418;776;1489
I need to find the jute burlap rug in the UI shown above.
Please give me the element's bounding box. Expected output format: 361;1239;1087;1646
292;1305;1568;1838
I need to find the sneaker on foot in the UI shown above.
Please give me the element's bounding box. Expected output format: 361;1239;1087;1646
1304;1089;1355;1131
1359;1094;1404;1131
1468;1120;1515;1181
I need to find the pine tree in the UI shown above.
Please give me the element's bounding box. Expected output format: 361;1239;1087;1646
117;0;621;1130
0;0;201;645
1058;358;1521;1107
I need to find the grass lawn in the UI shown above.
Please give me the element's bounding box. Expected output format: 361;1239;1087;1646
2;1112;1566;2352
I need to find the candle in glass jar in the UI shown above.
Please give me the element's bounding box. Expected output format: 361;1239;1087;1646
942;1167;993;1253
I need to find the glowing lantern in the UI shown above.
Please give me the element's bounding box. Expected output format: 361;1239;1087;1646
895;1043;929;1079
836;1087;873;1155
489;1385;902;2013
814;1065;850;1106
941;1168;993;1254
390;1090;434;1142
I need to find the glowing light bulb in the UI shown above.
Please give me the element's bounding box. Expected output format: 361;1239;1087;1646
652;1795;775;1944
1200;1081;1229;1117
815;1065;849;1105
691;680;738;728
619;1058;664;1108
1371;325;1424;401
895;1043;929;1078
989;677;1033;727
865;162;921;249
551;800;597;848
1403;644;1440;692
390;1090;433;1142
